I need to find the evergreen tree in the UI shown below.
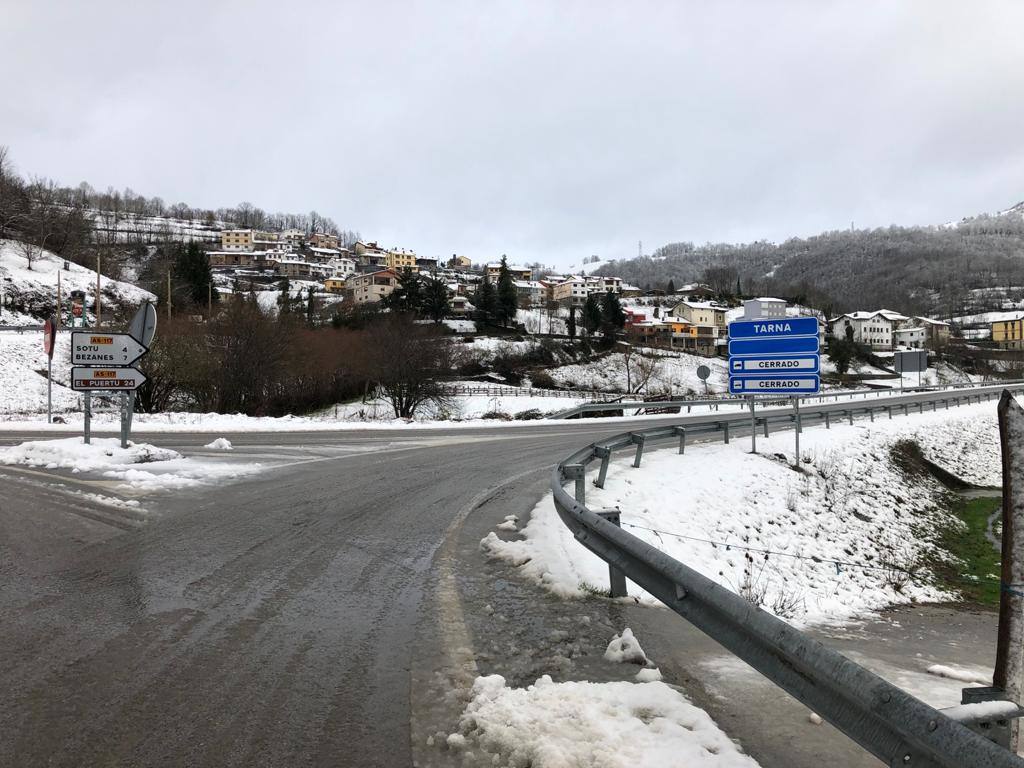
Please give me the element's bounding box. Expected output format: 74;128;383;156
600;289;626;337
384;268;423;314
583;293;602;335
278;276;292;314
496;255;518;326
567;305;576;338
476;277;497;322
667;278;676;295
174;241;218;307
421;275;451;323
306;287;316;325
735;275;742;297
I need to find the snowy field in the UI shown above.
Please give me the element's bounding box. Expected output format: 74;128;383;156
0;238;155;322
482;401;1001;626
550;348;730;395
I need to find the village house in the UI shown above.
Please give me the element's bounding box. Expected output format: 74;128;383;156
274;259;313;279
323;277;347;294
309;232;340;250
992;314;1024;350
348;269;399;304
485;263;533;281
386;249;418;272
742;297;787;321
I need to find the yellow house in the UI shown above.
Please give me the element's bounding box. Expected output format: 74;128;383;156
387;250;418;271
324;278;347;294
992;315;1024;349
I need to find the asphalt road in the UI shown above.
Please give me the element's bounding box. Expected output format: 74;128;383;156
0;417;702;768
0;410;1002;767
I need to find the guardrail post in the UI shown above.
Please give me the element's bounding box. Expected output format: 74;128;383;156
918;402;924;414
564;464;586;505
763;418;769;437
675;426;686;454
887;405;893;420
595;509;628;598
869;408;874;422
594;447;611;489
631;433;646;467
824;412;830;429
722;422;730;444
848;410;854;426
903;403;910;416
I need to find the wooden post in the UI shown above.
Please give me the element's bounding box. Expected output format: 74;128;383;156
208;282;213;317
995;390;1024;753
56;270;62;328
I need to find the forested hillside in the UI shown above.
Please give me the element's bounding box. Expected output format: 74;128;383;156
598;206;1024;318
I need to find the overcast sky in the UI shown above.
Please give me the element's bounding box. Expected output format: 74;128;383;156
3;1;1023;267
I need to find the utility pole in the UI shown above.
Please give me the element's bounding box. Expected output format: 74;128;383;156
56;270;62;328
208;282;212;318
167;269;172;320
95;253;101;328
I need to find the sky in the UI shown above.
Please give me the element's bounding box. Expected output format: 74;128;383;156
3;1;1024;268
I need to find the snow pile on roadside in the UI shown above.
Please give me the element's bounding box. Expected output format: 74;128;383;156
0;437;260;492
0;436;180;470
204;437;233;450
926;664;991;685
483;402;1000;626
449;673;759;767
604;627;648;665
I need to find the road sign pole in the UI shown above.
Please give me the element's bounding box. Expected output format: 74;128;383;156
749;396;756;454
119;393;128;449
793;396;800;467
84;393;91;445
47;356;52;424
127;391;135;436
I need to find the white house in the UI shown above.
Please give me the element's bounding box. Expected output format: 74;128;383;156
829;311;897;350
326;257;357;277
742;297;787;321
894;325;927;349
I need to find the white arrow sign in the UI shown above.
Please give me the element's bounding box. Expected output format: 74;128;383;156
71;332;148;366
71;367;148;392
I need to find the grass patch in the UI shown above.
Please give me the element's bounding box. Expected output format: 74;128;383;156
578;580;612;598
934;495;1002;607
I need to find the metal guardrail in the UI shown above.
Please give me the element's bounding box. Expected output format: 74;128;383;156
548;378;1024;419
550;382;1024;767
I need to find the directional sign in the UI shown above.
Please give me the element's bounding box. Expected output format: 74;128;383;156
730;355;819;374
71;332;148;366
729;375;820;394
71;367;148;392
728;335;819;356
727;316;820;340
129;301;158;348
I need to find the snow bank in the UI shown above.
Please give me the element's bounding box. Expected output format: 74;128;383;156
483;402;1001;626
0;331;80;413
451;674;759;767
604;628;648;665
0;437;260;492
204;437;233;450
926;664;991;685
0;436;179;470
550;348;730;396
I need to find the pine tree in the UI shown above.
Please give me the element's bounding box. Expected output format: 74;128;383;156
174;241;218;307
421;275;451;322
476;277;497;322
278;276;292;314
667;278;676;295
735;275;742;297
496;255;518;326
389;268;424;314
306;287;316;325
600;289;625;338
567;305;576;338
583;293;602;335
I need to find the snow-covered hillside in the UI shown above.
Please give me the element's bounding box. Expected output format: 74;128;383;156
89;211;224;243
0;331;81;414
0;239;155;323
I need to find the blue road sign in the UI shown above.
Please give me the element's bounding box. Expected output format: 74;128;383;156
730;354;819;374
727;316;820;340
728;335;820;356
729;375;820;395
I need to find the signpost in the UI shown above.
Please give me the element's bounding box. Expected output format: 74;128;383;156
728;316;820;463
70;301;155;447
43;316;56;424
696;364;711;396
894;349;928;389
71;332;148;366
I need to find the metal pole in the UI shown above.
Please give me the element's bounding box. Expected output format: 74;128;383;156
793;396;800;467
95;253;101;328
119;393;128;449
749;396;756;454
167;270;172;320
47;355;52;424
995;391;1024;753
56;270;62;328
84;393;91;444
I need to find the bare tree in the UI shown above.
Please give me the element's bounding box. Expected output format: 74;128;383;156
357;316;459;418
619;343;661;395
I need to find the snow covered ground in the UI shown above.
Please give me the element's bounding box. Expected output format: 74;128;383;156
550;348;730;395
0;238;155;322
0;330;81;413
0;436;261;492
482;401;1001;626
450;672;758;767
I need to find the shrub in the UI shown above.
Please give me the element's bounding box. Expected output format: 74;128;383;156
514;409;544;421
530;370;558;389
